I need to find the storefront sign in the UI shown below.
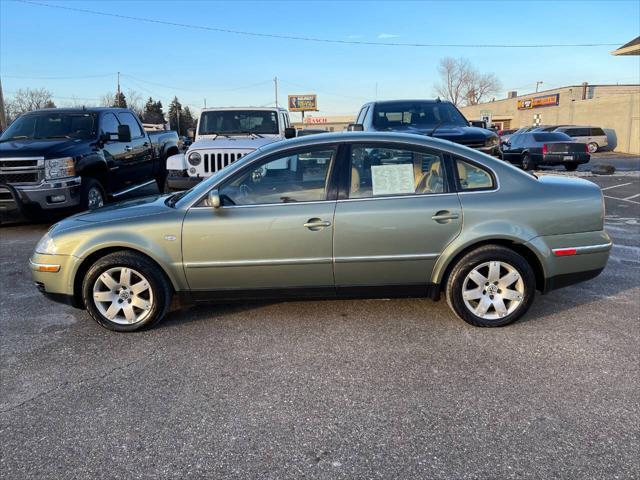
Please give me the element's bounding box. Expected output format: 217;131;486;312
303;117;328;124
517;93;560;110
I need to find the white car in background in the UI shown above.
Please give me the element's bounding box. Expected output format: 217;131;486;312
554;126;608;153
166;107;296;190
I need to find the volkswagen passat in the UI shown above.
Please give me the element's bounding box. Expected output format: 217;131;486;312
31;132;611;331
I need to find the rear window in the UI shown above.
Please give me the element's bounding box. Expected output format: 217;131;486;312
533;132;572;142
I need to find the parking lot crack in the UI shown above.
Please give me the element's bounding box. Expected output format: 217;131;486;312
0;348;158;414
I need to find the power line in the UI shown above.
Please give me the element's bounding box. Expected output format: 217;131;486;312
16;0;623;48
1;72;115;80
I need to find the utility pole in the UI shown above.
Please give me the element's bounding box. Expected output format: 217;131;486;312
535;81;543;93
0;77;7;132
204;98;207;108
274;76;278;108
117;71;121;107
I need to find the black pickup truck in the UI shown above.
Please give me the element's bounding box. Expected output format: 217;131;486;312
0;107;179;221
349;99;500;155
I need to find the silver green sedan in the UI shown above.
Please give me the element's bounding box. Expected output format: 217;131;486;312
30;132;611;331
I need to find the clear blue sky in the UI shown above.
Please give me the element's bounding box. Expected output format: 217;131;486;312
1;0;639;119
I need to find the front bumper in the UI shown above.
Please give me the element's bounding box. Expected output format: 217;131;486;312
166;171;204;191
30;253;82;308
0;177;82;221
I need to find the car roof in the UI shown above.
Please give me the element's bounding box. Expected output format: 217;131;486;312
255;131;480;158
201;107;288;112
22;107;131;115
365;99;452;106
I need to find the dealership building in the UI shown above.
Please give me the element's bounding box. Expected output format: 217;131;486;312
460;83;640;154
292;115;355;132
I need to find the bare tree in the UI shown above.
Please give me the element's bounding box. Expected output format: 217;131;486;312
434;57;473;106
126;89;144;118
6;88;55;118
464;72;501;106
434;57;501;106
100;92;114;107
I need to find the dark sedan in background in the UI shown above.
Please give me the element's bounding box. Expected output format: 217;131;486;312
501;132;590;171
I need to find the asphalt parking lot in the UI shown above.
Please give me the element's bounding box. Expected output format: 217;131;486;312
1;161;638;479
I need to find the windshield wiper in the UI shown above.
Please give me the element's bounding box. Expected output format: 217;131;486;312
427;121;444;137
0;135;30;143
229;131;264;138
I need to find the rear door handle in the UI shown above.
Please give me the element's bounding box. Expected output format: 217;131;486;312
304;218;331;230
432;211;460;223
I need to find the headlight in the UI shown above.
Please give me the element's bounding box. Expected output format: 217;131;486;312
486;136;499;147
45;157;75;180
35;232;57;255
187;152;201;166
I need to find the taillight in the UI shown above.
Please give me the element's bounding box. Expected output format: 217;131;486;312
585;143;590;153
553;248;577;256
542;144;548;154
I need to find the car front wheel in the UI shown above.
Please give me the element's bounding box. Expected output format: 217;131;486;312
446;245;536;327
82;251;172;332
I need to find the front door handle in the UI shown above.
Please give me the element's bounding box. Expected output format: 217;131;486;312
124;145;132;152
304;218;331;230
432;211;460;223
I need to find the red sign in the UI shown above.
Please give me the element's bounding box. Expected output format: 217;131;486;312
304;117;328;124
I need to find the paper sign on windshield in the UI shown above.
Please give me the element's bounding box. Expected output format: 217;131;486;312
371;164;414;196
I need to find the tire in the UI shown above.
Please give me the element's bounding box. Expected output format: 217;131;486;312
80;178;106;210
521;153;535;171
564;163;578;171
587;142;598;154
82;251;172;332
445;245;536;327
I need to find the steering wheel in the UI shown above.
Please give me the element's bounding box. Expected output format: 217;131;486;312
239;183;253;198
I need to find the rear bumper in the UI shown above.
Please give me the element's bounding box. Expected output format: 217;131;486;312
525;230;612;293
166;171;204;191
539;153;590;165
0;177;82;221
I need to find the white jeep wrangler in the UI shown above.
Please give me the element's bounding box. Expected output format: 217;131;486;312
166;107;296;190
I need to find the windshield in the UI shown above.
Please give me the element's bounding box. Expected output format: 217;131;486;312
0;112;97;141
198;110;279;135
372;102;468;129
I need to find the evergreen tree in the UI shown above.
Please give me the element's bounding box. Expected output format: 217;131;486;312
168;96;183;134
112;91;127;108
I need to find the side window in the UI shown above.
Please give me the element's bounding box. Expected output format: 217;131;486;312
101;113;120;135
349;145;446;199
356;106;369;124
456;159;494;191
218;147;335;205
116;112;144;138
591;127;605;136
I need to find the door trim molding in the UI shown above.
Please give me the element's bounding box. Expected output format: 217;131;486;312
184;257;333;268
111;179;156;197
334;253;439;263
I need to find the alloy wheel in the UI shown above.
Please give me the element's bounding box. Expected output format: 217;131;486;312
87;187;104;209
92;267;154;325
462;261;525;320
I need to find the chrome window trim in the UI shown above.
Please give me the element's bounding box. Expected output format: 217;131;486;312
337;192;458;203
190;199;337;210
181;135;506;209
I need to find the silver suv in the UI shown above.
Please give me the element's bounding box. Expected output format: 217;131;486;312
554;126;608;153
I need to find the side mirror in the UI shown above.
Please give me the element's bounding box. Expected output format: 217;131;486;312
284;127;297;139
208;189;221;209
347;123;364;132
117;124;132;143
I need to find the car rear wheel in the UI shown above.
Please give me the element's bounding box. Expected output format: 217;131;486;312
588;142;599;153
521;153;535;171
80;178;105;210
82;251;172;332
446;245;536;327
564;163;578;171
